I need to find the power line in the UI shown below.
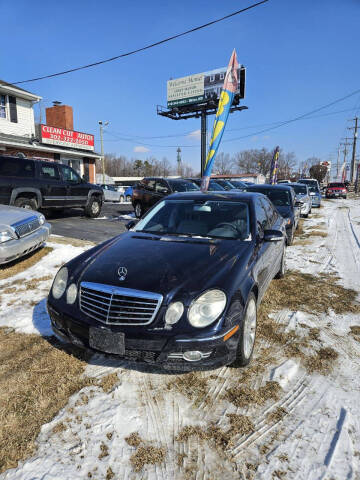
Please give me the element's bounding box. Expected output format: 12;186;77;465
12;0;269;85
101;106;360;142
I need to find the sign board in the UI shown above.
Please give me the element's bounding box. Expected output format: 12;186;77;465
167;66;245;108
41;125;95;151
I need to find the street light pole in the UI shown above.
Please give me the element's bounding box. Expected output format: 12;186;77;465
99;120;109;184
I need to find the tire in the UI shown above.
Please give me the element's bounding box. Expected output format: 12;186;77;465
84;197;102;218
275;246;286;279
304;213;309;218
126;195;132;202
14;196;38;211
134;202;143;218
286;229;294;246
231;293;257;367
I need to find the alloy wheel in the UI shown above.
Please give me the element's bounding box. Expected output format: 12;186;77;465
243;298;257;359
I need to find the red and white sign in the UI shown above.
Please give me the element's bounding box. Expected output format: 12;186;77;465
41;125;94;151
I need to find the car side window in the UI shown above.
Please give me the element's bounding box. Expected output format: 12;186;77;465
146;180;156;191
40;163;60;180
255;198;267;234
60;165;81;183
155;179;168;193
261;197;276;228
0;158;34;177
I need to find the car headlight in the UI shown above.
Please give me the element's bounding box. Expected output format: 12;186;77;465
38;214;45;225
0;229;16;243
188;289;226;328
165;302;184;325
52;267;68;299
285;218;292;226
66;283;78;304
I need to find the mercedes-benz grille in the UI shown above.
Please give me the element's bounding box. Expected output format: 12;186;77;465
79;282;163;325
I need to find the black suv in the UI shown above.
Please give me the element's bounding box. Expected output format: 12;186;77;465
132;177;199;217
0;155;103;217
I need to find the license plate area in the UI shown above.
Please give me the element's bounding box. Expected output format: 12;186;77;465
89;327;125;355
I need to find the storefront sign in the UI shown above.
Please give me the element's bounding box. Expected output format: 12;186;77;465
41;125;94;151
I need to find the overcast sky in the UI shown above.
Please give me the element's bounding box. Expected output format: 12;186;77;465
3;0;360;171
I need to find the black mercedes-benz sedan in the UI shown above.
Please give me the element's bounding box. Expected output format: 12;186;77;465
48;192;286;371
245;184;301;245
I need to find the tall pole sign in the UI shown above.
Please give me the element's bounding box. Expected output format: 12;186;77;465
269;146;280;184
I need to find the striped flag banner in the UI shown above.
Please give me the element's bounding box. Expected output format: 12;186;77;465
201;49;239;191
269;146;280;184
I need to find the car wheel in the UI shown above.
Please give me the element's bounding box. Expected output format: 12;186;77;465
287;230;293;246
85;197;101;218
304;213;309;218
14;197;38;210
275;247;286;279
231;293;257;367
134;202;143;218
126;195;132;202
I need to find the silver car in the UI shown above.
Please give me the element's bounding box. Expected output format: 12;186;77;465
0;205;51;264
289;183;312;217
99;184;121;203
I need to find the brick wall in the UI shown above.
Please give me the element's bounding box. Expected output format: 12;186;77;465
3;147;54;161
46;105;74;130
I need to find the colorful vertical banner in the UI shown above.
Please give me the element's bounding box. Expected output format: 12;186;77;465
340;162;347;182
201;49;239;191
269;146;280;184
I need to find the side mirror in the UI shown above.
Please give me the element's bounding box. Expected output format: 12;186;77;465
264;229;284;242
126;220;138;230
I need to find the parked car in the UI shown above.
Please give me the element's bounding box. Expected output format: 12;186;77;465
278;180;291;184
288;183;312;217
210;179;241;191
0;155;104;218
298;178;321;208
0;205;51;265
122;186;133;202
48;191;286;371
325;182;347;199
132;177;199;218
98;184;122;203
245;184;300;245
185;178;225;191
227;180;248;190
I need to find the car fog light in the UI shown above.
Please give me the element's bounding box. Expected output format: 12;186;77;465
183;351;203;362
66;283;78;304
165;301;184;325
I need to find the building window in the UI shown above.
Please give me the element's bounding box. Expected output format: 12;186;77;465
0;95;7;119
209;75;215;82
220;73;225;80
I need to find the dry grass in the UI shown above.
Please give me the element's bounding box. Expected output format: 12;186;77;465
130;445;166;472
305;347;339;374
267;407;288;424
99;372;119;393
0;327;94;473
125;432;143;448
106;467;115;480
48;235;95;248
260;271;360;315
224;381;281;408
98;442;109;459
350;326;360;342
167;372;209;406
0;247;53;280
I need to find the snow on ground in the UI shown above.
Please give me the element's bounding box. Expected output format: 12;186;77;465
1;199;360;479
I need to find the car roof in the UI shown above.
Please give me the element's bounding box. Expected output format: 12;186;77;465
246;183;294;192
288;182;308;187
164;191;265;203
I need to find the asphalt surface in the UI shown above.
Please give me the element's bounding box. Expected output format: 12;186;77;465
46;202;134;243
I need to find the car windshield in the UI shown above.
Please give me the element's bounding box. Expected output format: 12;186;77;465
168;180;199;192
229;180;247;189
308;186;319;193
216;180;236;190
249;188;291;206
299;179;319;189
209;181;225;191
134;199;251;240
291;185;307;194
328;183;344;188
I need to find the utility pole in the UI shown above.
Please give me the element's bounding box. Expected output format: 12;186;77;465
348;117;358;183
336;146;341;180
176;147;182;176
98;121;109;184
340;138;352;181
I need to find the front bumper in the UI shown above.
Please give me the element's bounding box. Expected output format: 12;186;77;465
47;302;239;371
300;202;311;215
326;192;346;198
0;223;51;265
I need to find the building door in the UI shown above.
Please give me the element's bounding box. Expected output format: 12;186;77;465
83;159;90;182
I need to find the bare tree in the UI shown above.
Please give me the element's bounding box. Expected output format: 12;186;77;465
213;152;234;175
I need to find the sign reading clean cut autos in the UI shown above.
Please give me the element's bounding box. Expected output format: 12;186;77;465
167;66;245;108
41;125;95;151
